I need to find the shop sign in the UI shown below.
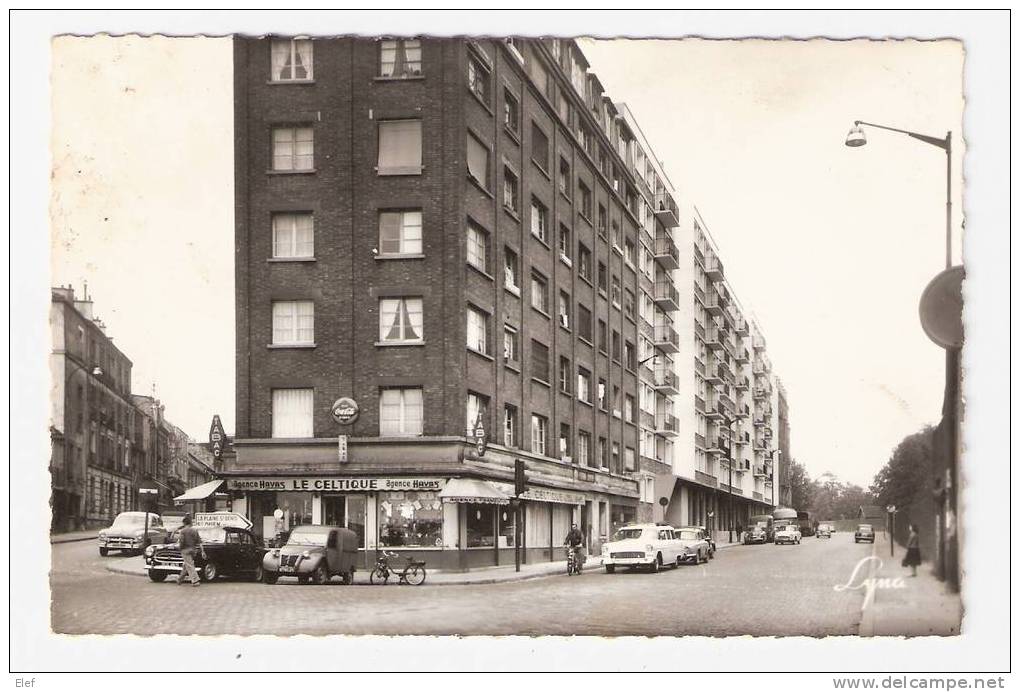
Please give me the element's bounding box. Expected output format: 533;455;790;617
226;477;444;493
338;434;349;463
520;488;586;505
208;415;227;459
473;415;487;457
331;397;360;425
194;512;252;530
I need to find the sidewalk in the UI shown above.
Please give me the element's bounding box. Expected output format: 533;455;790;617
859;532;962;636
50;530;100;545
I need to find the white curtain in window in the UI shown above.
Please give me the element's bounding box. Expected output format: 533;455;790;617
271;39;313;81
273;213;314;258
466;307;487;354
272;389;313;438
527;503;551;548
465;393;486;435
466;134;489;186
552;504;573;545
379;388;423;435
273;301;314;344
379;298;423;342
379;211;423;255
273;127;313;171
466;224;486;269
378;120;422;173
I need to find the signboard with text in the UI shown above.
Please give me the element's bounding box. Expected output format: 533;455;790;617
208;415;227;460
194;512;253;530
226;477;444;493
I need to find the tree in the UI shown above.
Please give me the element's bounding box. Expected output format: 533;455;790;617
870;426;935;511
787;459;814;511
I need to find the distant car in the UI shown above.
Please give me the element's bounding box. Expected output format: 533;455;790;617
816;524;833;538
673;527;711;564
145;525;267;583
262;525;359;585
854;524;876;543
743;524;769;545
97;511;167;556
775;524;802;545
600;524;689;573
693;526;716;558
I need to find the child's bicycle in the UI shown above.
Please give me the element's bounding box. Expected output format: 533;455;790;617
369;550;427;585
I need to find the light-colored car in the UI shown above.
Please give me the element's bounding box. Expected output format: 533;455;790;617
816;524;833;538
774;524;802;545
98;511;167;556
673;527;711;564
854;524;875;544
600;524;687;573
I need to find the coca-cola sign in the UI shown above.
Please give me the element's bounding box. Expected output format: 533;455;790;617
331;397;360;425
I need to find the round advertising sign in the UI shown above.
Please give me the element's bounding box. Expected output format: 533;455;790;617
331;397;360;425
919;265;964;349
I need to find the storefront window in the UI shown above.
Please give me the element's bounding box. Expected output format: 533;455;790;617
378;491;442;548
497;506;515;548
322;495;367;548
466;503;495;548
610;505;637;534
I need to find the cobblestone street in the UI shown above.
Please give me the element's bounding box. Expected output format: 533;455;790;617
52;533;874;636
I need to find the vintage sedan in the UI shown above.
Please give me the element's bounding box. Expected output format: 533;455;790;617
262;525;359;585
694;526;717;558
673;527;711;564
144;525;266;582
743;523;770;545
854;524;876;544
98;511;168;556
816;524;833;538
775;524;802;545
600;524;688;573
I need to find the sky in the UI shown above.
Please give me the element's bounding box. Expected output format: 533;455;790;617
50;35;964;489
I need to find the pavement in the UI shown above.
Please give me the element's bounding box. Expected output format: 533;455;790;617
50;529;100;544
859;531;963;637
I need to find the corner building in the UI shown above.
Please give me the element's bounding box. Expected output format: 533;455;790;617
230;36;687;569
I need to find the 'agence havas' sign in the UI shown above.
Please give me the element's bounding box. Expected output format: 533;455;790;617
226;477;444;493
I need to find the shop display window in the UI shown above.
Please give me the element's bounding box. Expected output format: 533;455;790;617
611;505;637;534
466;503;496;548
378;491;443;548
497;506;516;548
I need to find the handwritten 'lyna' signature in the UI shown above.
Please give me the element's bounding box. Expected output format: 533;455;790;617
833;556;906;609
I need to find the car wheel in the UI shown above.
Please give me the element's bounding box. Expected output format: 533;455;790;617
312;563;329;585
341;569;354;585
649;555;661;573
675;555;683;568
262;571;278;585
253;564;264;583
604;565;615;574
147;571;166;582
99;547;108;557
201;562;218;582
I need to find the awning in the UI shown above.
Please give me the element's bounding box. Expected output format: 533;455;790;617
439;478;510;505
173;479;224;503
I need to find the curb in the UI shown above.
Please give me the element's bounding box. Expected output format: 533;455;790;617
51;535;100;545
858;538;880;637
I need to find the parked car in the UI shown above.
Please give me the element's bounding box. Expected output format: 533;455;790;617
262;525;359;585
673;527;711;564
144;525;266;583
600;524;687;573
743;523;770;545
97;511;167;556
775;524;802;545
694;526;716;558
854;524;876;544
816;524;833;538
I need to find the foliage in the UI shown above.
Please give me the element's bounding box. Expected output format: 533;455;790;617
787;459;814;511
870;426;935;512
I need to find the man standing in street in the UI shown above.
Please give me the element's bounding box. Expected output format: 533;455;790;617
176;514;205;587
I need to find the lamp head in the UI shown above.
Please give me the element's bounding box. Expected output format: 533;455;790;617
91;366;103;376
845;125;867;148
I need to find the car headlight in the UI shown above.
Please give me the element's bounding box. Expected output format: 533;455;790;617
98;531;107;539
301;550;311;558
645;544;654;552
271;549;280;557
144;545;156;557
601;546;608;556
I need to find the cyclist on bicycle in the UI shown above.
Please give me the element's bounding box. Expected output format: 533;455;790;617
564;523;585;571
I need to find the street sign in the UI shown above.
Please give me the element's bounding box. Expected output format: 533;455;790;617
919;265;964;349
338;434;349;463
194;512;253;530
331;397;360;425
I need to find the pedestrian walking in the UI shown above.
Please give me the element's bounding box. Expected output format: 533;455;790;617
902;523;922;577
735;523;743;544
176;514;206;587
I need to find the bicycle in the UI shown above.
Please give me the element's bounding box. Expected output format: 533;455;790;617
370;550;427;585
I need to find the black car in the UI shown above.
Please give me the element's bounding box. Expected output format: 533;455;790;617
144;525;267;583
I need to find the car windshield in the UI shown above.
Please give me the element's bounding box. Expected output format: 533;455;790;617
111;515;147;528
611;528;646;541
677;530;698;540
859;525;873;531
195;527;227;543
287;528;331;546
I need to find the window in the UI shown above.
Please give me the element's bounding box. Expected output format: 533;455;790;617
558;225;571;263
597;204;607;237
556;86;571;124
611;275;622;308
379;297;423;343
504;404;518;447
503;324;519;364
577;243;591;281
272;126;313;171
531;340;550;383
558;157;570;197
612;330;621;362
378;210;422;255
272;389;313;438
625;394;636;423
272;212;314;258
611;220;621;249
272;301;314;345
624;289;636;321
577;367;591;403
529;56;549;96
504;88;520;135
597;261;608;294
270;38;313;81
579;181;592;219
612;386;622;417
379;39;422;78
378;120;423;175
625;446;637;472
503;166;519;212
558;291;570;329
530;272;548;313
379;388;423;436
467;52;490;102
577;304;592;342
597;436;607;469
466;306;488;354
466;392;488;434
597;320;608;353
530;197;548;242
531;122;549;172
577;431;591;466
625;239;635;265
611;442;620;473
466;221;488;272
466;132;490;189
597;378;607;410
559;357;571;394
531;414;547;456
559;423;571;458
504;247;520;293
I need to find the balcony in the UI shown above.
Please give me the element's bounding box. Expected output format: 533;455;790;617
654;413;679;437
753;387;769;400
653;192;680;227
704;328;724;352
704;400;725;421
734;316;750;337
640;410;656;429
693;242;705;266
718;390;735;409
694;432;706;449
654;368;680;395
652;323;679;353
694;356;706;377
705;256;725;282
753;437;769;452
753;334;767;351
753;416;766;427
704;363;723;385
707;436;729;455
753;360;768;375
653;280;680;311
734;347;750;364
704;291;727;316
694;395;706;414
733;429;751;446
693;283;706;306
734;375;750;390
694;320;705;341
653;234;679;270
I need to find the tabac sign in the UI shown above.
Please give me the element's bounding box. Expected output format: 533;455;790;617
226;477;444;493
208;415;227;460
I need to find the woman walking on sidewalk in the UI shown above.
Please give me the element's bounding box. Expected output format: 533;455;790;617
902;524;922;577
